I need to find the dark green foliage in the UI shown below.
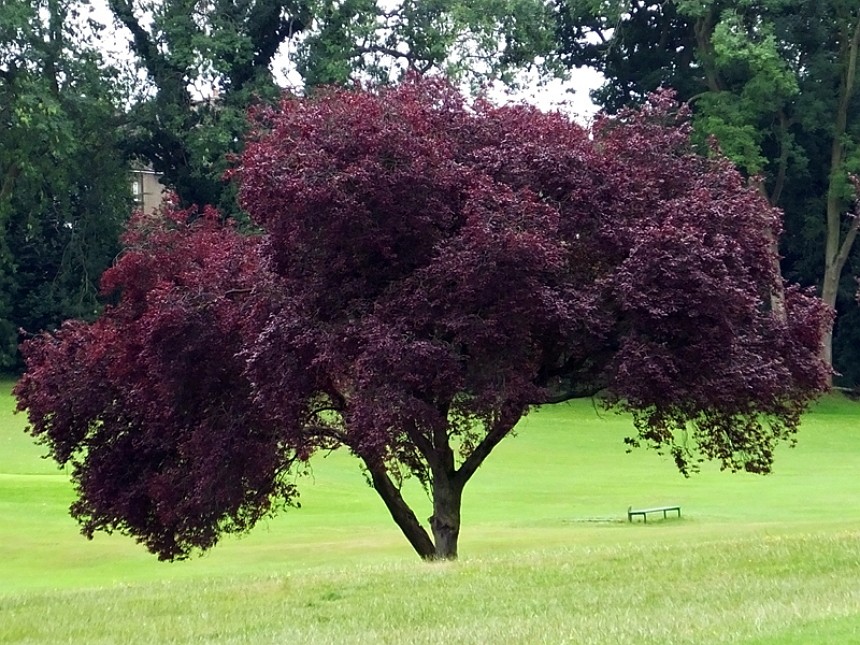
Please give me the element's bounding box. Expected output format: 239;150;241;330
108;0;308;214
0;0;565;369
555;0;701;113
297;0;561;88
0;0;129;370
111;0;562;214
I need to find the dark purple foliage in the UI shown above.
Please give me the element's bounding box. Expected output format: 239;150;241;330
16;79;830;561
17;205;302;560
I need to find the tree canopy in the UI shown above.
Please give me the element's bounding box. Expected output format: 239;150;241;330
107;0;309;212
0;0;561;368
295;0;562;87
16;79;829;561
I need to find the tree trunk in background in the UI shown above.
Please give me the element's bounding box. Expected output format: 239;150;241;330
822;191;859;383
821;12;860;383
752;179;787;321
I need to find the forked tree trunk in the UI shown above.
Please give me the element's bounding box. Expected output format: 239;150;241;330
360;406;524;561
364;458;436;560
363;456;465;560
822;170;860;385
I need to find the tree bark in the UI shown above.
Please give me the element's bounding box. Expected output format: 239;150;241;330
694;8;723;93
359;404;525;561
0;163;20;209
821;11;860;380
751;178;787;320
428;471;464;559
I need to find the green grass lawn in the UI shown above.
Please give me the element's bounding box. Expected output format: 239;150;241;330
2;378;860;643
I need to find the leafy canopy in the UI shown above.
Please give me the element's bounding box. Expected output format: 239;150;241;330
17;79;829;561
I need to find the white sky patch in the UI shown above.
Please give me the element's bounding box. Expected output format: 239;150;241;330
487;67;603;123
89;0;135;63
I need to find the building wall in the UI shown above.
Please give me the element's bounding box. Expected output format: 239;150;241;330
130;168;168;214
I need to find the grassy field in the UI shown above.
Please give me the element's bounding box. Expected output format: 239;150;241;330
2;378;860;643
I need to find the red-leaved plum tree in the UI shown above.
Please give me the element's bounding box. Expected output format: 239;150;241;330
16;79;830;561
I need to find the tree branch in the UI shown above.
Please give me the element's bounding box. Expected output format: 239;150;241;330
355;43;418;64
835;215;860;274
694;8;723;93
533;350;613;404
402;418;438;472
108;0;188;94
825;11;860;273
835;176;860;274
223;287;252;298
844;12;860;102
304;424;348;446
454;404;524;488
224;0;308;89
769;110;790;207
361;456;436;559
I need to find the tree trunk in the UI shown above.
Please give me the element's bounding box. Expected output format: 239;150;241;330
820;12;860;382
821;263;839;373
751;178;786;321
428;474;463;560
821;189;860;383
363;454;465;561
361;405;524;561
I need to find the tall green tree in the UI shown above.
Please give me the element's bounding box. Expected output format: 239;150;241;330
108;0;562;213
556;0;860;383
296;0;562;88
107;0;310;213
0;0;129;370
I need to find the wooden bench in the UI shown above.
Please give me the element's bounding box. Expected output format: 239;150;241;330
627;505;681;523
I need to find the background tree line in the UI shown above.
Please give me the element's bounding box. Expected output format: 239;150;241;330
2;0;860;384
